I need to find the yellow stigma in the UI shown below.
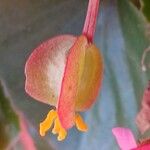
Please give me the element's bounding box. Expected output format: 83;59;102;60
52;118;67;141
75;113;88;132
39;110;88;141
39;109;67;141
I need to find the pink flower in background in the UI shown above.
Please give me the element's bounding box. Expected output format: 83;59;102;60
136;81;150;134
25;0;104;141
112;127;150;150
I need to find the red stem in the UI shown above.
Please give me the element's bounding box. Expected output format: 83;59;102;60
82;0;100;42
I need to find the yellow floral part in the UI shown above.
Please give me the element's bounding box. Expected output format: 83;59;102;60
40;109;57;136
40;109;67;141
39;110;88;141
52;117;67;141
75;114;88;132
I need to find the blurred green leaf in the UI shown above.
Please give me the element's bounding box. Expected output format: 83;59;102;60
130;0;150;22
141;0;150;22
0;80;19;150
130;0;141;9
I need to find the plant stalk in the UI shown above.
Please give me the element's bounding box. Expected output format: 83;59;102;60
82;0;100;42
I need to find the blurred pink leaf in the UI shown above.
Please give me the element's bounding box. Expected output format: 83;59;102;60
19;114;36;150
